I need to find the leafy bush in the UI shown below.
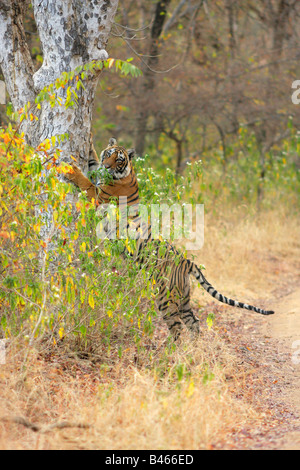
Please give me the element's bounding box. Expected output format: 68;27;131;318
0;126;205;357
191;123;300;211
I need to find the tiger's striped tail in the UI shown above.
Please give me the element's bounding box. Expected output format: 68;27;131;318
190;263;274;315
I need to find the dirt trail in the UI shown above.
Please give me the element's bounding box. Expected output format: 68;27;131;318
262;286;300;449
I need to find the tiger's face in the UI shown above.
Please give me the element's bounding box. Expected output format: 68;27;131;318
100;138;135;180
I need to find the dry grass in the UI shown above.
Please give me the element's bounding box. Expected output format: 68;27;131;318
0;206;299;450
0;331;259;450
191;205;300;305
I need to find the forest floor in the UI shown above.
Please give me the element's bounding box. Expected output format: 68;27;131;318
260;286;300;449
192;207;300;449
0;209;299;450
209;281;300;450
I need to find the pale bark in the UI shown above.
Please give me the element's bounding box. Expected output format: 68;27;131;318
0;0;119;249
0;0;119;168
0;0;36;138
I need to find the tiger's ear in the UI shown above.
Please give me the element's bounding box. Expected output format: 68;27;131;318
127;148;136;160
109;137;117;147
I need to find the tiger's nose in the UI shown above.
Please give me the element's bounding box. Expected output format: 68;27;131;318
103;162;110;169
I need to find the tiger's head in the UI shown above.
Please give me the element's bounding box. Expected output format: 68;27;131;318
100;138;135;180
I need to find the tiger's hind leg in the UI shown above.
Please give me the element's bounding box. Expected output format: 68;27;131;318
178;280;200;336
159;303;183;341
158;298;199;340
163;312;183;341
156;290;183;340
156;277;199;340
179;300;200;336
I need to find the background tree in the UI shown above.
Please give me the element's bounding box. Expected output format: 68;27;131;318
91;0;299;185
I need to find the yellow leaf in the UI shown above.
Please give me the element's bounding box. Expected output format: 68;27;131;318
186;381;195;398
88;293;95;309
108;58;115;68
44;139;51;151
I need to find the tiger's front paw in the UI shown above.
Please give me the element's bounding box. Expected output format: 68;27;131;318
65;163;82;182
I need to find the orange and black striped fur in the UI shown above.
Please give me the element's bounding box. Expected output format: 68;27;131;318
67;138;139;208
67;138;274;340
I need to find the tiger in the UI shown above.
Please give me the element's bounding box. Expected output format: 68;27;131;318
66;138;274;340
67;138;138;207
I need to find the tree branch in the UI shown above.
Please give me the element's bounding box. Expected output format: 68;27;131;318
163;0;190;33
0;415;92;433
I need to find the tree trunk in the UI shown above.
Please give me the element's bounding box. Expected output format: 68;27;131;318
225;0;239;134
272;0;293;60
135;0;171;157
175;139;183;175
0;0;119;169
0;0;119;251
0;0;36;138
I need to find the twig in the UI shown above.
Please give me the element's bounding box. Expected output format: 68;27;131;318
0;416;91;433
22;245;48;369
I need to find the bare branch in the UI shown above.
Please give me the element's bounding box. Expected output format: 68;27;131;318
163;0;190;33
0;416;91;433
113;21;152;33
